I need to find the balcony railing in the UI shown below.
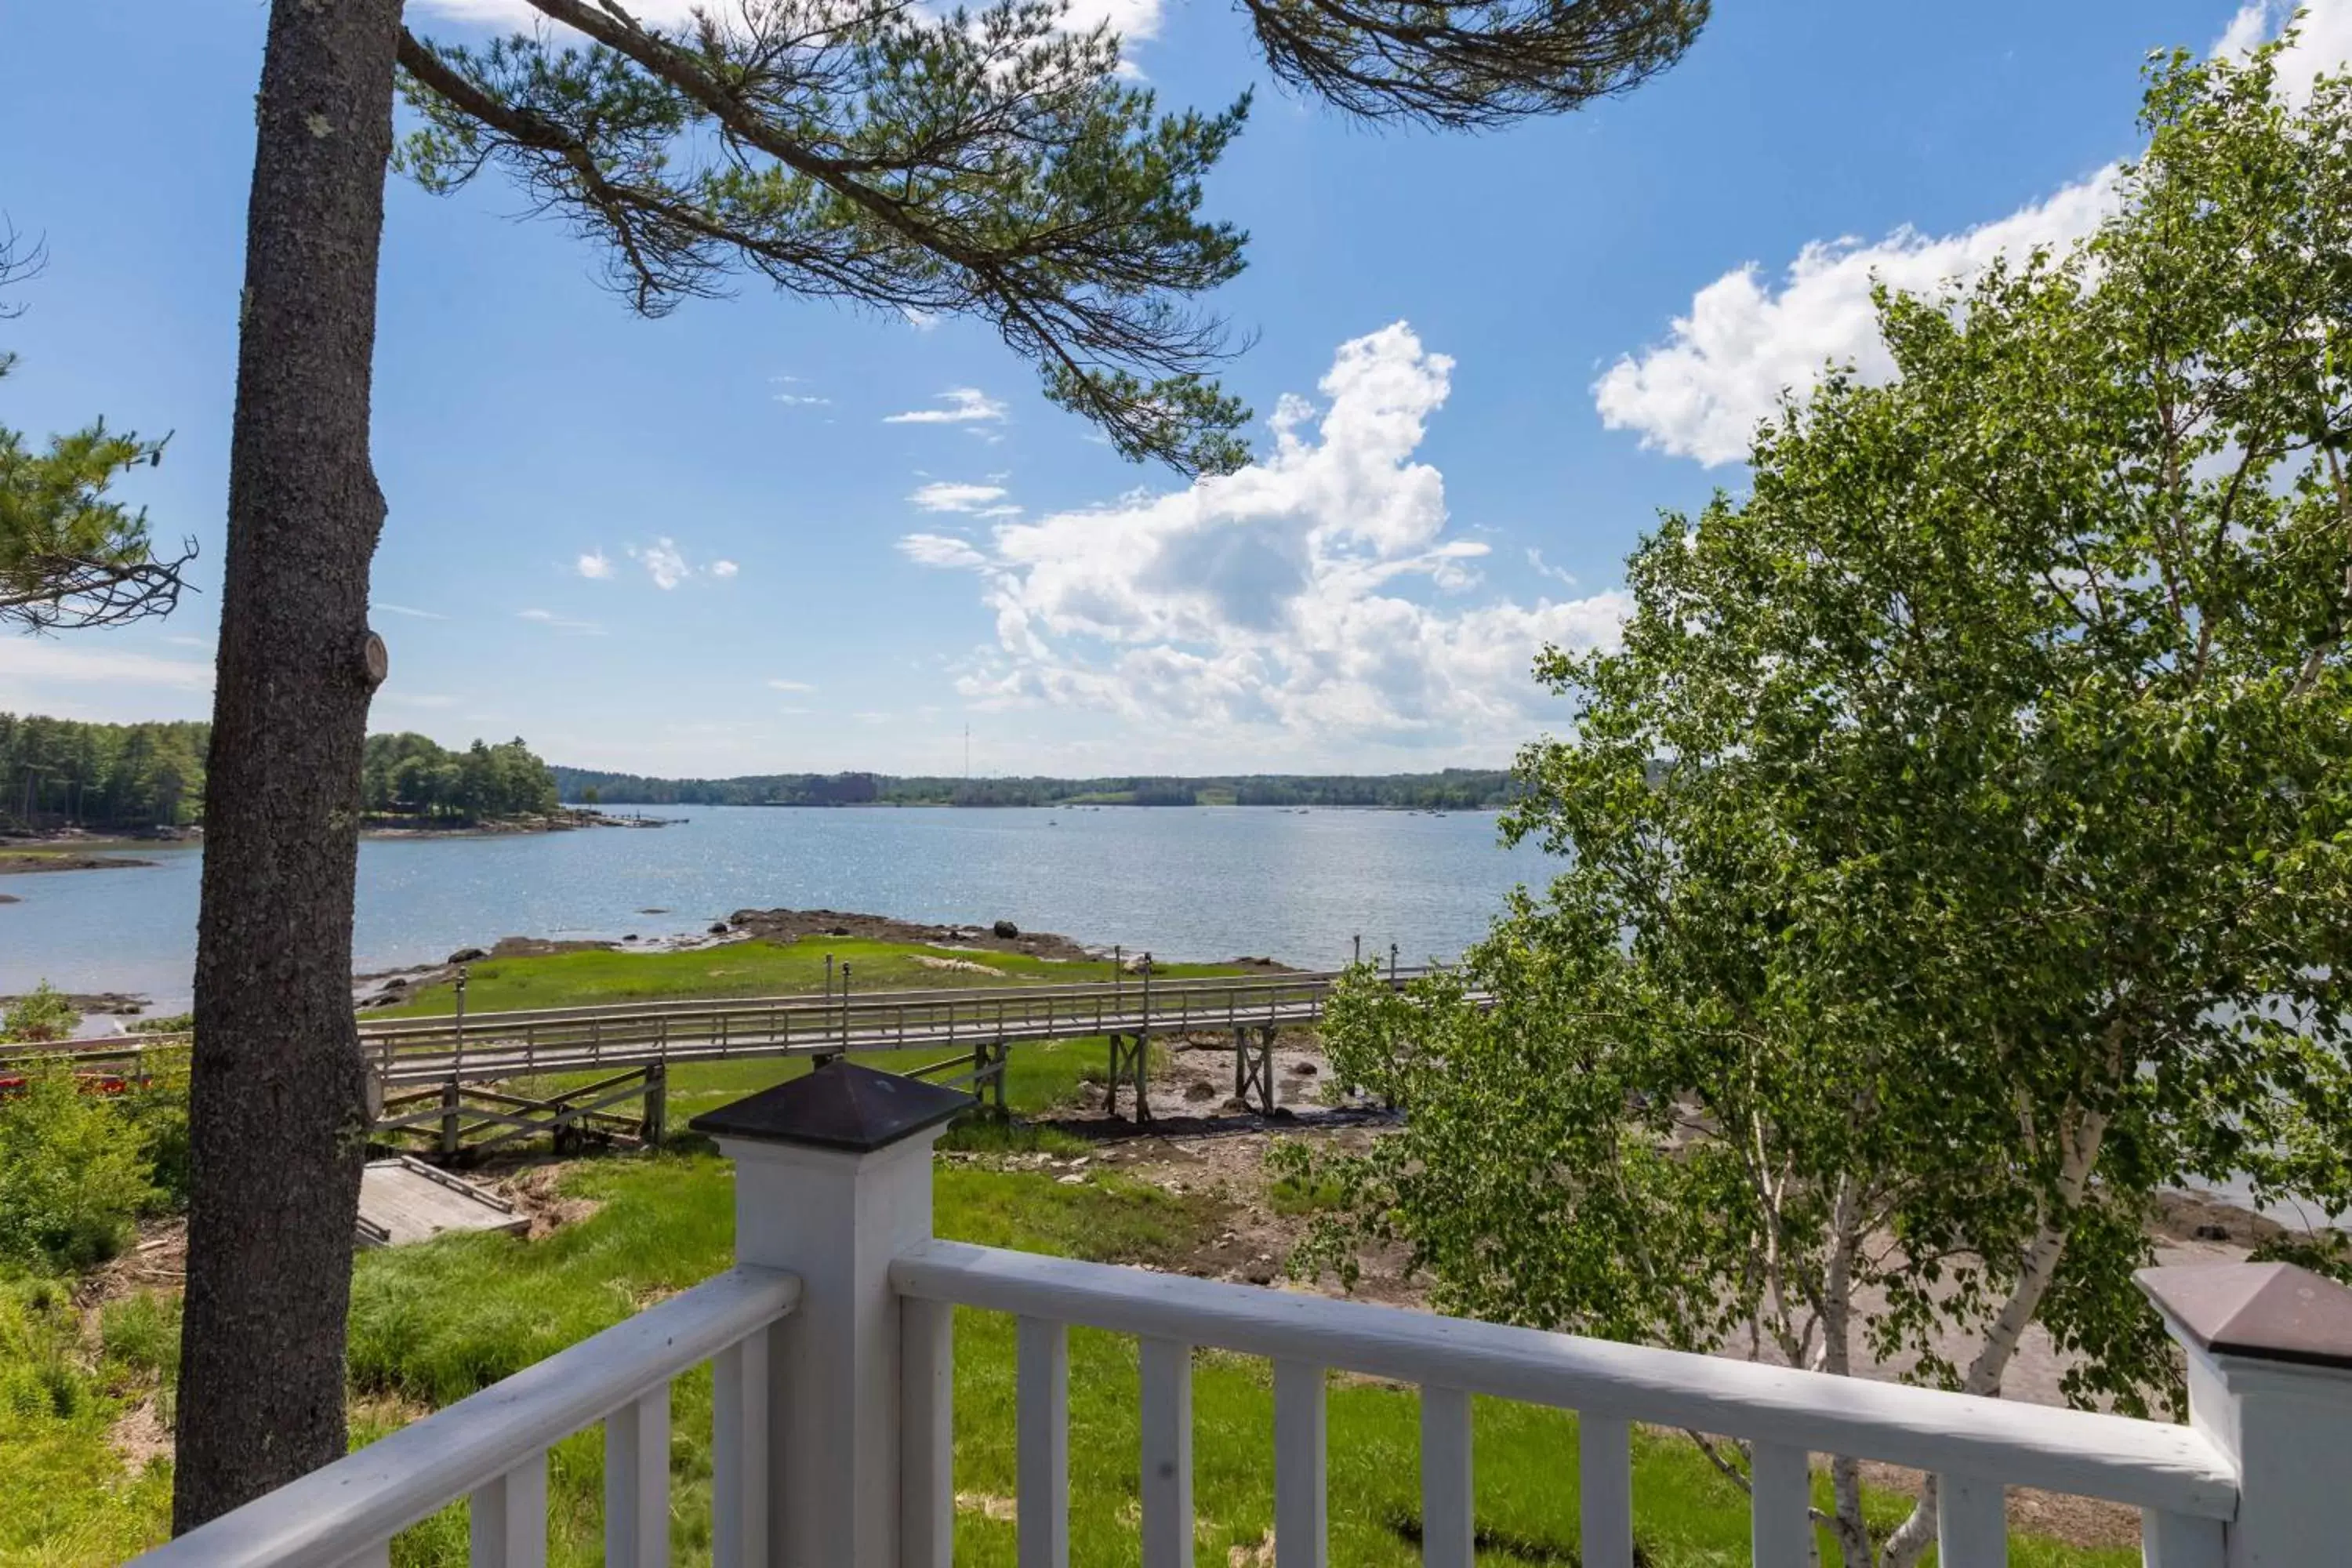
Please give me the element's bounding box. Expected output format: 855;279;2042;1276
132;1062;2352;1568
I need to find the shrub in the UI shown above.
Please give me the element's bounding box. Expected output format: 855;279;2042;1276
0;1069;157;1271
2;982;78;1044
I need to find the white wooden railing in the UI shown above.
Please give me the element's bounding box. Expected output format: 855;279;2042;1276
889;1240;2238;1568
127;1062;2352;1568
131;1266;799;1568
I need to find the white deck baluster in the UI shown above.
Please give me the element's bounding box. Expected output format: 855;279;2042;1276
1577;1414;1634;1568
1417;1385;1473;1568
711;1333;769;1568
1273;1359;1328;1568
2140;1508;2226;1566
1140;1338;1194;1568
1748;1443;1811;1568
604;1385;670;1568
468;1451;546;1568
1936;1473;2006;1567
902;1298;956;1568
1018;1316;1070;1568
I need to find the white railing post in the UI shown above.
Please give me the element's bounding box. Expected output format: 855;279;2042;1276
692;1062;973;1568
2138;1262;2352;1567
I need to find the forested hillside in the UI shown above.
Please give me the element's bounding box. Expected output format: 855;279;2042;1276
551;766;1516;810
361;733;557;822
0;714;558;829
0;713;208;828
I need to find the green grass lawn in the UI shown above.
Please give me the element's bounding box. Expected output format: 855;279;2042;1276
1;939;2143;1564
374;938;1239;1018
8;1154;2137;1567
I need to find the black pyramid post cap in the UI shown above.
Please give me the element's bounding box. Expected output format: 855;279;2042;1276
2136;1261;2352;1372
689;1060;975;1152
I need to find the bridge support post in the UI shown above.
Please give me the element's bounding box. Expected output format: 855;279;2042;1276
1105;1036;1123;1119
1256;1027;1278;1116
643;1061;667;1147
1133;1032;1152;1127
439;1080;461;1160
1232;1029;1247;1102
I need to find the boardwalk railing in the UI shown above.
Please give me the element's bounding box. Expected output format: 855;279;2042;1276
132;1061;2352;1568
352;968;1431;1087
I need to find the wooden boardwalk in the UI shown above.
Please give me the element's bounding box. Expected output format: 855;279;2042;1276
8;968;1460;1158
356;968;1443;1152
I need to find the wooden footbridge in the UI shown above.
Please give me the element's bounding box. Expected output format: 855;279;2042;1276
360;967;1447;1159
6;967;1454;1161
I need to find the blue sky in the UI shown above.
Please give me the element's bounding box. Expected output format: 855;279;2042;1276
2;0;2343;775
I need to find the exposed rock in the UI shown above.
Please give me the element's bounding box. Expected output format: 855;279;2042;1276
1289;1060;1318;1076
721;907;1094;961
992;919;1020;938
448;947;488;964
709;922;730;935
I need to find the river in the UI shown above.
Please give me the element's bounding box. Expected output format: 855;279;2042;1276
0;805;1552;1012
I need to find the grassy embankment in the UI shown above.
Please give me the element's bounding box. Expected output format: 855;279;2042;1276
4;939;2137;1566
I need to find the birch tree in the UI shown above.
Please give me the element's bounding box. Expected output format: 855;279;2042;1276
1295;39;2352;1567
177;0;1711;1531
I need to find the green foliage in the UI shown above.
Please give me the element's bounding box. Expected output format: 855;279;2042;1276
0;1276;177;1560
0;712;565;829
3;980;79;1044
1307;41;2352;1568
0;1069;159;1271
361;731;559;822
394;2;1255;474
100;1290;183;1388
0;711;207;829
0;226;183;635
392;0;1705;473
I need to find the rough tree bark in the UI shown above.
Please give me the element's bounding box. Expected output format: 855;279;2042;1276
172;0;405;1532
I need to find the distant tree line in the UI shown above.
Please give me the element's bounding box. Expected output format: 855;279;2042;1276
0;714;560;830
0;712;207;829
361;733;557;822
550;764;1518;810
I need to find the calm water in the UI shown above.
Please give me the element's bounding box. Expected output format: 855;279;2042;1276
0;806;1552;1011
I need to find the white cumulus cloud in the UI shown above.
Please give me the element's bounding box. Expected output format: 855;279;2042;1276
577;550;615;579
1593;177;2118;466
630;539;691;590
900;323;1627;755
898;533;991;568
885;387;1009;425
711;560;740;579
910;481;1011;514
1592;0;2352;466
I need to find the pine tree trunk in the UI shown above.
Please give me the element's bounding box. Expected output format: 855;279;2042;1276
172;0;405;1533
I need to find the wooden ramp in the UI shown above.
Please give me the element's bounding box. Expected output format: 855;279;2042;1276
357;1156;527;1248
